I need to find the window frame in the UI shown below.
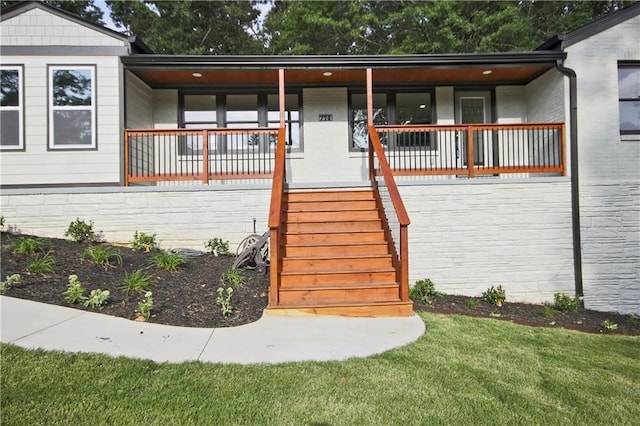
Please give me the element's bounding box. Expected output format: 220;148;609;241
348;87;436;152
48;64;97;150
618;63;640;136
0;65;25;151
178;89;303;154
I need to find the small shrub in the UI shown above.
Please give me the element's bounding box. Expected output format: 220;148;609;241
131;231;159;252
466;298;477;309
151;251;187;272
409;278;442;306
553;292;580;313
0;274;21;291
205;238;230;256
137;291;154;321
123;269;155;293
4;237;44;256
64;218;95;242
27;252;56;275
221;268;246;288
482;285;506;306
81;245;122;267
601;320;618;331
216;287;233;316
0;215;4;230
83;289;110;309
540;305;554;318
64;275;87;304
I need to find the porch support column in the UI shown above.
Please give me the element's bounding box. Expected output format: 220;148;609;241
366;68;373;126
279;68;285;128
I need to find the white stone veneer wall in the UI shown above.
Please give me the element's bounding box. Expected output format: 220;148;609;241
0;187;271;251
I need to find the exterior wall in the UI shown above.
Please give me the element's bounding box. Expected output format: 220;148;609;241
0;187;271;250
496;86;527;124
0;7;128;187
1;7;125;47
400;179;575;305
125;71;153;129
565;14;640;314
526;69;565;123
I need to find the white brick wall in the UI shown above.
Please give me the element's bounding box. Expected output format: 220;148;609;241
565;13;640;315
399;179;576;305
0;187;271;251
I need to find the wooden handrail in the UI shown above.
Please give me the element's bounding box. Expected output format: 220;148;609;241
375;122;565;132
268;127;286;307
124;127;278;135
368;125;410;227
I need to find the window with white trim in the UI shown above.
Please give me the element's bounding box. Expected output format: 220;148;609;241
1;66;24;150
49;65;96;149
618;64;640;135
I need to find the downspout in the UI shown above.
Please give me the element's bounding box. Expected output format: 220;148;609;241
555;58;584;300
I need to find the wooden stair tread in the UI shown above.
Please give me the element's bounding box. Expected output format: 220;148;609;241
270;300;410;308
282;254;392;260
280;282;399;291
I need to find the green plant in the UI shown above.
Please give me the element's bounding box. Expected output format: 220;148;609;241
4;237;44;256
553;292;580;313
83;289;110;309
137;291;154;321
130;231;159;252
27;252;56;275
151;251;187;272
409;278;442;306
0;274;21;291
123;269;155;293
205;238;230;256
216;286;233;316
0;215;4;230
466;298;477;309
540;305;554;318
81;245;122;267
64;275;87;304
601;320;618;331
64;218;95;242
626;316;640;326
221;268;246;288
482;285;506;306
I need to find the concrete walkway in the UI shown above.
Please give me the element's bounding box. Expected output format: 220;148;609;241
0;296;425;364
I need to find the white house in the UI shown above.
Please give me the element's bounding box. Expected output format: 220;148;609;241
1;1;638;315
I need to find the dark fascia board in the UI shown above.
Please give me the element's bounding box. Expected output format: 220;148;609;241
1;1;153;54
121;51;566;70
537;2;640;51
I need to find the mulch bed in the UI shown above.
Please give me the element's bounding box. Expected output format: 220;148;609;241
2;232;639;335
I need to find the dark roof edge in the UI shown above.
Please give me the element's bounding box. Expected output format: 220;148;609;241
1;1;154;54
122;51;566;69
537;2;640;51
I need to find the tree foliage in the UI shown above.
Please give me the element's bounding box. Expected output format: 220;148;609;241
0;0;103;24
105;0;264;54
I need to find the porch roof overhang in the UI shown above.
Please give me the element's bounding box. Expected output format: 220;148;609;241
121;51;566;89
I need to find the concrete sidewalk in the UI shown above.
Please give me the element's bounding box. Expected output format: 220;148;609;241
0;296;425;364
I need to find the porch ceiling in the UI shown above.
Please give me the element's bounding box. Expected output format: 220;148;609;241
132;65;552;88
122;52;565;88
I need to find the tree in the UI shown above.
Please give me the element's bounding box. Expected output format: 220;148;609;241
0;0;104;24
106;1;264;54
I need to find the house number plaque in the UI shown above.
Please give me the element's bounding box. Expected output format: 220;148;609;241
319;114;333;121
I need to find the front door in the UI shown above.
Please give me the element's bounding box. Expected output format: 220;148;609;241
455;91;492;169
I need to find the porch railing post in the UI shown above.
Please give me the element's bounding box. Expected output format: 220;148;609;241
202;129;209;184
399;225;409;302
467;125;475;178
560;123;567;176
366;68;374;181
124;129;130;186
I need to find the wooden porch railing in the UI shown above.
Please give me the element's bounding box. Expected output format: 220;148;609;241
124;127;279;185
267;127;287;307
368;125;411;303
376;122;565;178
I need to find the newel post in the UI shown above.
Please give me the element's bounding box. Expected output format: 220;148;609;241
124;130;130;186
366;68;374;181
467;126;475;179
202;129;209;184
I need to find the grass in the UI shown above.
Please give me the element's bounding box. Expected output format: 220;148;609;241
1;312;639;425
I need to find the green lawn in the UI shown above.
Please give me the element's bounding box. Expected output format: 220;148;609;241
2;312;639;425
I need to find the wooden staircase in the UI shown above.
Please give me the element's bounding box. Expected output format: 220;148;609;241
267;189;413;317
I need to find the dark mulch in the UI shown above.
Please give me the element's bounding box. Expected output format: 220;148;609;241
1;232;269;328
2;232;639;335
415;294;640;336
